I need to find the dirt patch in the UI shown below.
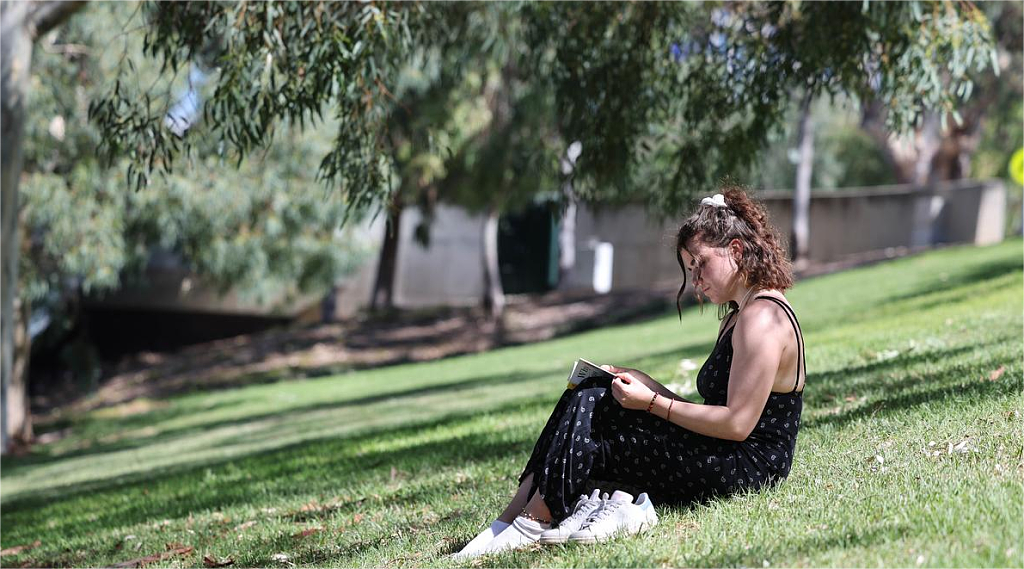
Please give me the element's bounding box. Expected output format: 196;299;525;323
53;287;674;415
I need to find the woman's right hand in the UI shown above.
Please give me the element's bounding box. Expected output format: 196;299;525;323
600;364;656;386
601;364;689;404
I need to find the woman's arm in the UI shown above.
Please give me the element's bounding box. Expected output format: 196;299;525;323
611;303;785;441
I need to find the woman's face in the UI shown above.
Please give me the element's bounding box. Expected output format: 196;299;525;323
679;238;744;304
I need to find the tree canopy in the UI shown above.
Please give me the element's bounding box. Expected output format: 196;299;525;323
92;1;998;216
22;2;371;324
1;0;1005;453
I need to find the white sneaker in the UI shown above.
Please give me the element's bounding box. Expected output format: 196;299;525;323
451;520;510;559
478;515;549;555
538;489;606;545
567;490;658;544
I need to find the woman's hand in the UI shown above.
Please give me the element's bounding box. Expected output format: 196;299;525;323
604;365;657;411
600;365;655;385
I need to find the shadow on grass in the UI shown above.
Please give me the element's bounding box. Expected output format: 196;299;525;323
804;333;1016;395
9;336;723;477
805;358;1021;431
879;254;1022;309
1;397;552;535
3;367;559;475
801;332;1020;430
786;246;1021;335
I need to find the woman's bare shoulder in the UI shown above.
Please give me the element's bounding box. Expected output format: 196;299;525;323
734;300;790;341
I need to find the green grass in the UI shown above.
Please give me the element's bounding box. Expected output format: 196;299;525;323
2;239;1022;568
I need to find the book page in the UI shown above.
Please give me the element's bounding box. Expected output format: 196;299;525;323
566;358;616;389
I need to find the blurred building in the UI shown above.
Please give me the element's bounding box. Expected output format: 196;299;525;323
332;178;1007;310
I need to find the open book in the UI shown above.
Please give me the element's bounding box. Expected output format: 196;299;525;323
566;358;617;389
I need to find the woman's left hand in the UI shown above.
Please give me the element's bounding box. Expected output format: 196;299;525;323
610;371;657;411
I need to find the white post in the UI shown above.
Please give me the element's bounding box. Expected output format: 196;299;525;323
593;242;613;294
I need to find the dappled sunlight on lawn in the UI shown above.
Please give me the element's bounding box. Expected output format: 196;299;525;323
1;240;1021;568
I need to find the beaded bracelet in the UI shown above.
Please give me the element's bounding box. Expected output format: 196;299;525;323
646;393;659;413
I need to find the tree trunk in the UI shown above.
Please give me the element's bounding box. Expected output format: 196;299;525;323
860;103;960;187
860;100;914;184
791;92;813;270
0;1;35;454
557;141;581;289
369;201;403;311
8;296;33;446
913;112;942;186
481;206;505;319
557;198;576;288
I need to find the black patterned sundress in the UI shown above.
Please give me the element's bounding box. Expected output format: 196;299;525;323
518;295;806;521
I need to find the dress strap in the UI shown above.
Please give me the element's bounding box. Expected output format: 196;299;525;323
716;310;738;345
753;296;805;394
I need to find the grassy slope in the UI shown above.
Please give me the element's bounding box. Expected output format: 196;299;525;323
1;239;1021;568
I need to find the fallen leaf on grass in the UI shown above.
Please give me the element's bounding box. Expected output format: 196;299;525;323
211;512;232;525
202;554;235;567
151;519;172;531
0;540;41;556
292;526;323;539
988;366;1006;381
922;437;975;458
864;454;886;472
113;546;193;568
270;553;294;567
949;438;973;454
234;521;257;532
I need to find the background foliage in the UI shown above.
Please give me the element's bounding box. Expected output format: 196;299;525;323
22;3;371;364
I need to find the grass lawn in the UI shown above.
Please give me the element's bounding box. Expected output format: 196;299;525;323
2;239;1022;568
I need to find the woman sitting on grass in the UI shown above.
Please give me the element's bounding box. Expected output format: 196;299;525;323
456;185;807;557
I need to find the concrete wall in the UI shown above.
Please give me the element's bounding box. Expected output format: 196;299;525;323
574;180;1012;295
565;206;682;291
87;179;1009;319
335;179;1009;311
394;205;487;307
757;179;1007;264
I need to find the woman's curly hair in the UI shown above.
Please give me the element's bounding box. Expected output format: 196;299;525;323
675;183;793;319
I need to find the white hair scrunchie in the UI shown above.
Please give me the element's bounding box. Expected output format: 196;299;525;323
700;193;728;208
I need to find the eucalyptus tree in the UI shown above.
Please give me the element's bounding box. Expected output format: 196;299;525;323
859;1;1021;186
526;1;996;267
2;0;85;451
2;1;391;452
1;0;998;453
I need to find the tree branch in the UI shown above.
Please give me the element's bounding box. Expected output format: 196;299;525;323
26;0;85;40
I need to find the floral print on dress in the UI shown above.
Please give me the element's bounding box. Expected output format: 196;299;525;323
518;297;805;522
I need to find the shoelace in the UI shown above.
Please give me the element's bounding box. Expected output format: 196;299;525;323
584;500;625;527
563;495;600;525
